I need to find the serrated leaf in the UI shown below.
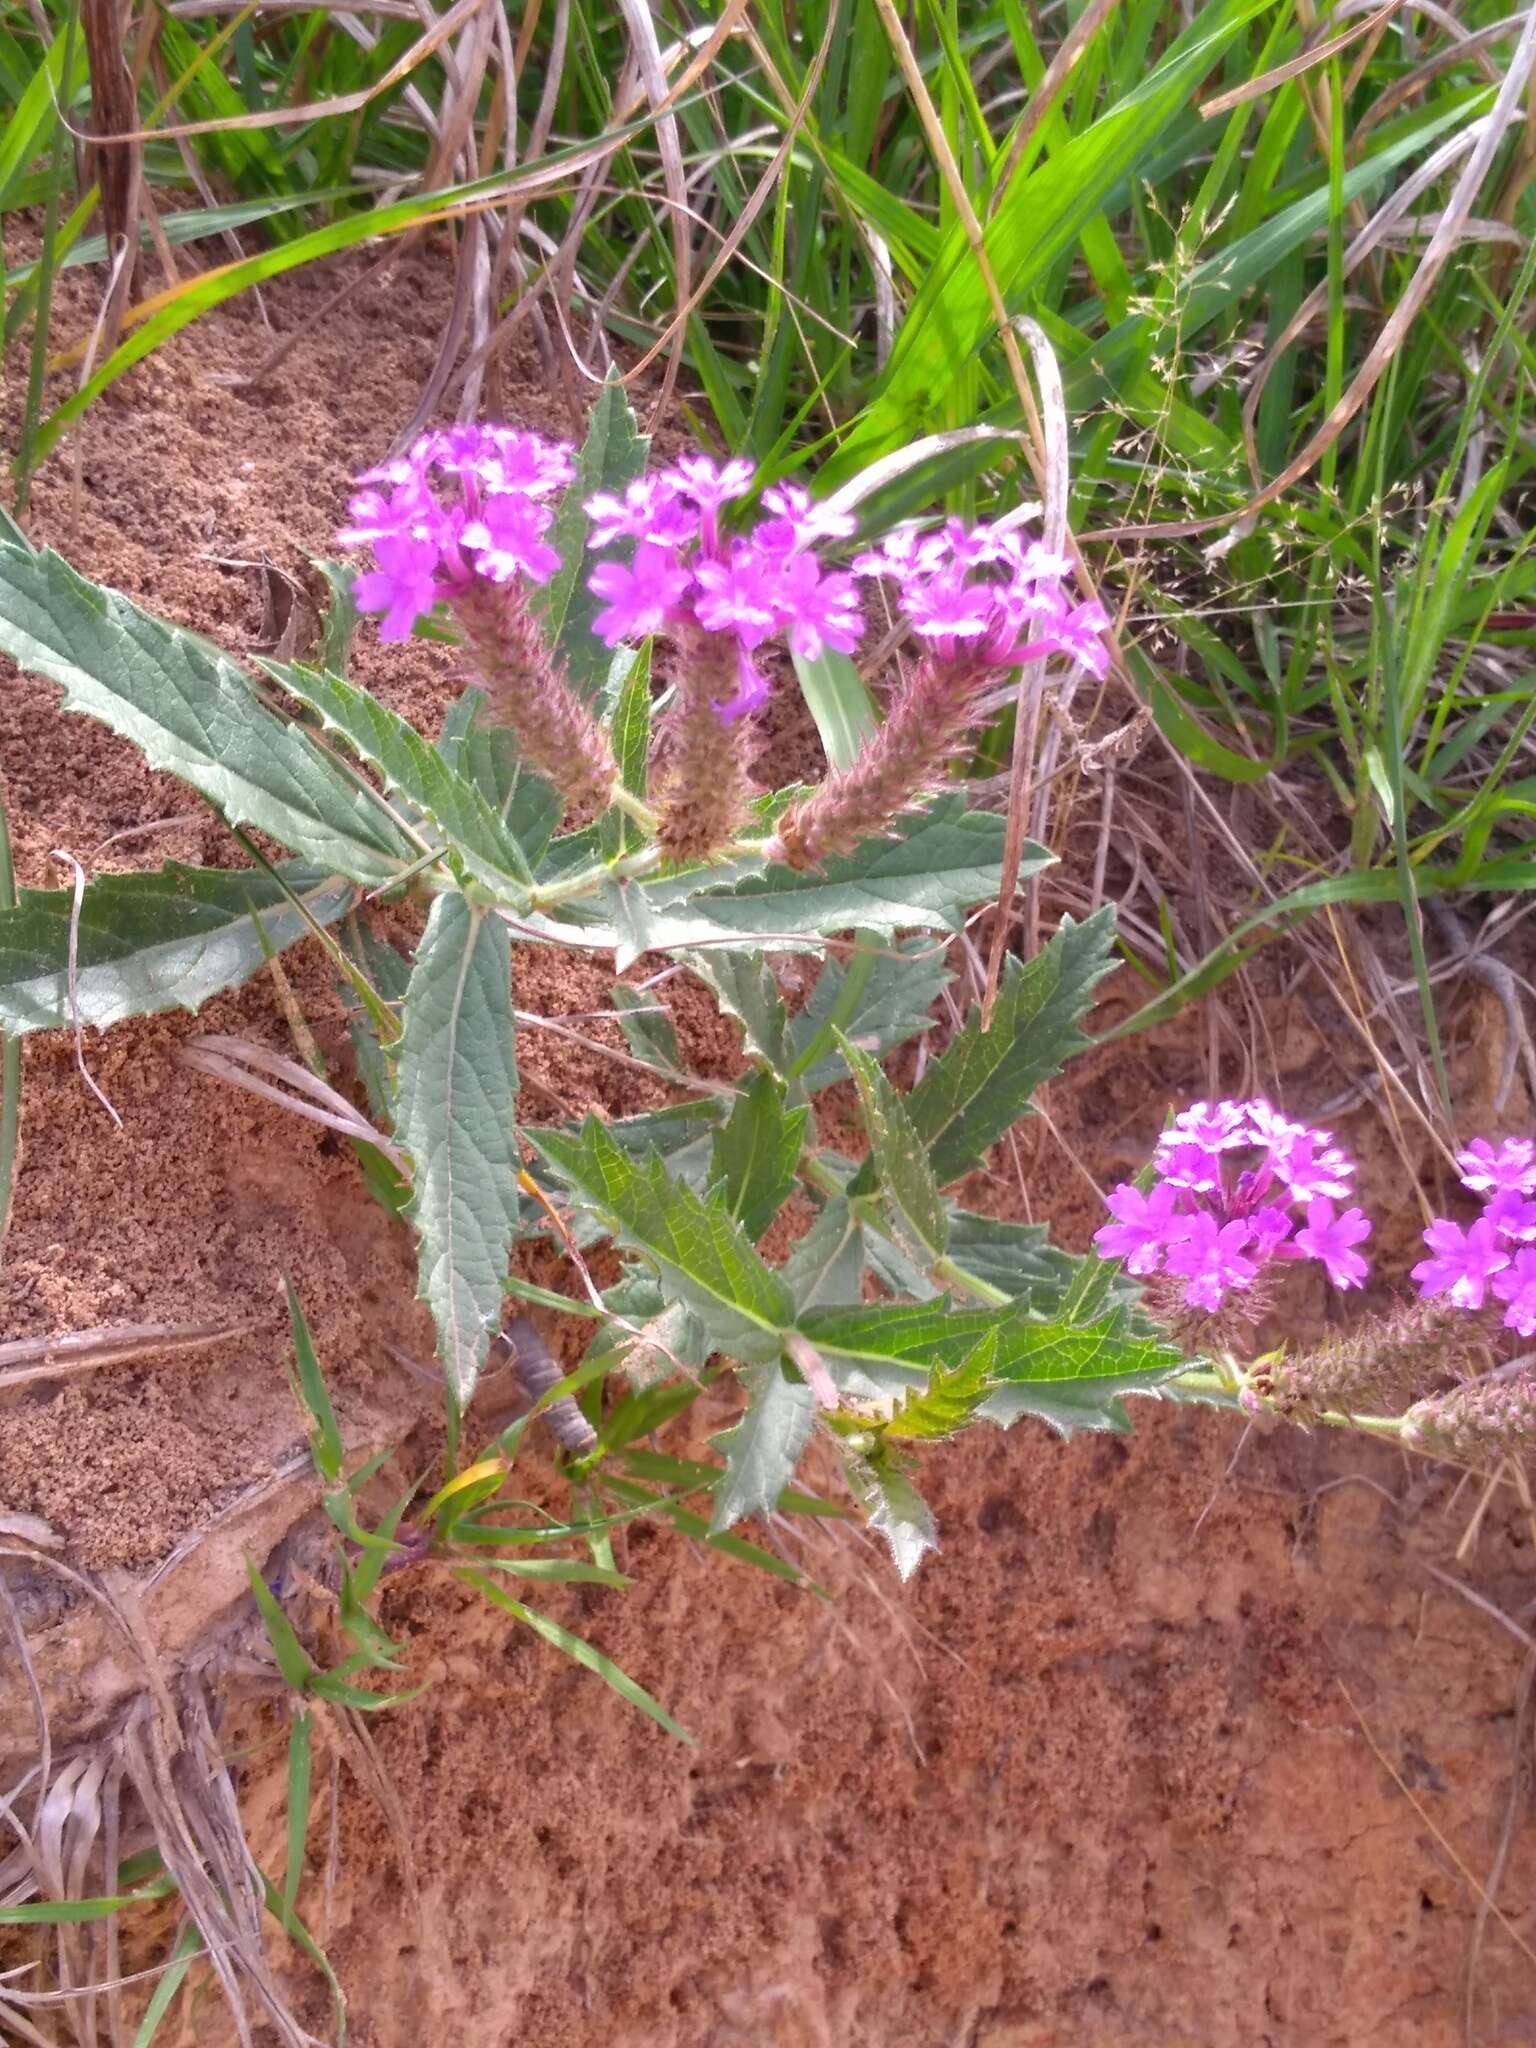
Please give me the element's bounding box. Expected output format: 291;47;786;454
899;908;1117;1187
0;862;353;1034
779;1199;867;1310
976;1311;1184;1436
708;1071;808;1242
0;545;414;883
610;983;683;1076
264;661;539;897
684;950;791;1071
885;1328;999;1440
600;643;652;859
632;800;1032;946
847;1457;937;1581
528;1118;794;1361
787;936;948;1090
534;375;649;702
797;1299;1180;1423
435;687;563;867
837;1031;948;1261
710;1361;816;1534
943;1210;1079;1309
395;895;520;1407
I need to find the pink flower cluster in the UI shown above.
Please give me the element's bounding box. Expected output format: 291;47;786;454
583;460;861;722
853;518;1112;680
1093;1098;1371;1313
339;425;576;640
1411;1138;1536;1338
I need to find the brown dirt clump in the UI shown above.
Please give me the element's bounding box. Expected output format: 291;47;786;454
2;244;1535;2046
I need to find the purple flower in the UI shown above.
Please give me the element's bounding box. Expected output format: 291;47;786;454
1294;1199;1371;1290
352;534;443;641
665;453;756;512
584;477;697;549
478;427;573;497
1412;1216;1510;1311
756;483;858;556
1093;1181;1186;1275
693;545;783;649
1250;1204;1295;1261
588;542;694;647
1164;1215;1258;1312
461;493;560;585
1493;1248;1536;1338
1156;1141;1223;1195
1267;1130;1353;1203
1486;1189;1536;1243
772;554;863;659
1164;1099;1255;1154
1457;1137;1536;1197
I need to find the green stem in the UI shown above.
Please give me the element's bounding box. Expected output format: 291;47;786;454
609;785;659;837
1169;1366;1409;1441
0;775;18;1264
525;834;776;914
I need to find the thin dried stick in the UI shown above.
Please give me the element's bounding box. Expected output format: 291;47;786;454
50;850;122;1130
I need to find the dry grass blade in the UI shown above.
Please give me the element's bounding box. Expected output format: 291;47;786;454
0;1319;250;1388
982;316;1070;1019
1100;2;1536;542
1198;0;1398;117
180;1034;407;1170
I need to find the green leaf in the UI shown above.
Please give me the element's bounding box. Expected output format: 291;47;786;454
630;800;1030;947
787;936;948;1090
528;1118;794;1361
779;1199;867;1310
434;688;563;868
247;1558;315;1691
284;1281;343;1485
534;373;650;702
0;862;354;1035
0;546;414;884
600;643;653;859
943;1209;1078;1308
899;908;1116;1186
708;1070;808;1241
395;895;520;1407
462;1572;694;1743
683;949;792;1070
610;982;683;1076
838;1031;948;1261
846;1456;937;1581
263;661;541;896
790;645;878;772
884;1328;1001;1441
798;1299;1179;1424
710;1360;816;1534
976;1312;1185;1436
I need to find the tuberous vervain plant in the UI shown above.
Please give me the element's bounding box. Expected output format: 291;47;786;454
0;380;1527;1645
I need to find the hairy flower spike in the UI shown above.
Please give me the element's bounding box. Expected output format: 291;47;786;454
1092;1097;1369;1314
1246;1296;1487;1420
766;652;992;869
1402;1370;1536;1464
453;579;616;817
653;625;756;863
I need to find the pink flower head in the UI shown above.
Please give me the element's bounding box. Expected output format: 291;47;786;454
342;423;576;639
769;554;862;659
665;453;756;513
1250;1204;1295;1261
1457;1137;1536;1197
1265;1128;1354;1203
1164;1099;1255;1154
352;534;444;642
1486;1189;1536;1243
1412;1215;1509;1310
589;542;694;647
756;483;858;556
1294;1199;1371;1291
584;476;697;550
460;493;560;585
693;544;784;650
1493;1248;1536;1339
1156;1142;1223;1195
1164;1215;1258;1313
1093;1180;1186;1276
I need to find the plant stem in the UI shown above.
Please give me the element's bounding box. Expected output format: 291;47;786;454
609;786;659;836
1169;1366;1408;1440
0;776;19;1264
